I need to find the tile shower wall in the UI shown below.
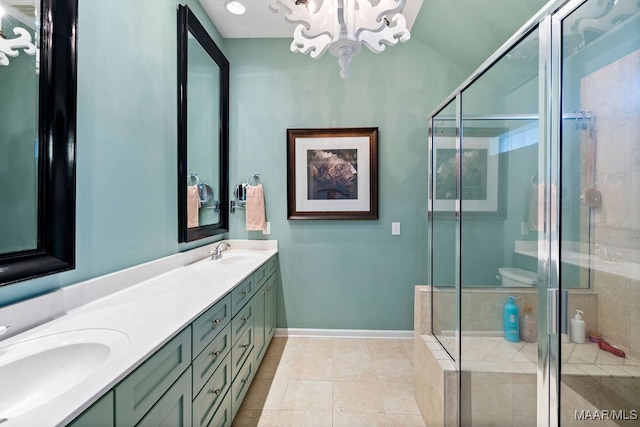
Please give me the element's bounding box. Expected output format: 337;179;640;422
581;49;640;359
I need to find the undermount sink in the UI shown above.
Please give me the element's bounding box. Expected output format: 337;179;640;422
0;329;129;421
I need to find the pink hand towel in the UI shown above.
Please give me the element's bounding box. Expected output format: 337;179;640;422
246;184;266;231
187;185;201;228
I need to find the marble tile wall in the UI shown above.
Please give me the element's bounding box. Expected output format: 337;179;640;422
581;49;640;360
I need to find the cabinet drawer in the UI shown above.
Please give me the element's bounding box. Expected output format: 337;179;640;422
253;262;268;290
192;293;232;357
207;390;231;427
231;276;254;316
115;328;191;426
265;255;277;279
231;355;255;420
136;367;192;427
193;353;232;427
231;301;253;343
231;324;254;380
193;323;231;396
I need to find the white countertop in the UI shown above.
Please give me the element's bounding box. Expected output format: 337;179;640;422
0;240;277;427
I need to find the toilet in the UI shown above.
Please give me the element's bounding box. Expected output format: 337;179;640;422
498;267;538;287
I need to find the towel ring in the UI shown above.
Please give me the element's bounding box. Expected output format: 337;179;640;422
530;173;537;185
247;173;262;186
188;173;199;186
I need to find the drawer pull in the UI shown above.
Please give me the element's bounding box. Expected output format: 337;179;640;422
242;316;249;323
210;350;221;357
241;378;249;384
208;388;222;395
242;290;250;296
212;318;221;325
240;344;250;349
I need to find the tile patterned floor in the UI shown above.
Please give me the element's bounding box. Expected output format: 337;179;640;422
232;337;426;427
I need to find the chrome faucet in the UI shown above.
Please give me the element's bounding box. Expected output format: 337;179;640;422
211;241;230;260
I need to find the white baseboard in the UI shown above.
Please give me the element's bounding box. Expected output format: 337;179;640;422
275;328;413;339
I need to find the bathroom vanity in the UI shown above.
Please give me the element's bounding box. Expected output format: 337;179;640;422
0;241;277;427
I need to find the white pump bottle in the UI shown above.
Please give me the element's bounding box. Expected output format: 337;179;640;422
570;309;585;344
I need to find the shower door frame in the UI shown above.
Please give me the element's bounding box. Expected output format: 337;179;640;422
424;0;592;425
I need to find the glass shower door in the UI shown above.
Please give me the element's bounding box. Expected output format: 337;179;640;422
555;0;640;424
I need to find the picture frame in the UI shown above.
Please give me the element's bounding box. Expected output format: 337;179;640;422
431;137;500;212
287;127;379;220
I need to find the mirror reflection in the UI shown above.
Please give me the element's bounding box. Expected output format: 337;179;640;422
186;29;220;228
177;5;229;243
0;0;38;254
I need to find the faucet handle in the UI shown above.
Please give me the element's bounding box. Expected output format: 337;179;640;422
0;325;10;336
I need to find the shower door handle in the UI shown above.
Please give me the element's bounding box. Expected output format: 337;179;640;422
548;289;557;335
548;288;569;336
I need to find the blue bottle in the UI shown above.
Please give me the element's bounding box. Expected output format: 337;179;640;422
504;296;520;342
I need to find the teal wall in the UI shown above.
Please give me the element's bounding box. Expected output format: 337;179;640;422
226;39;466;329
0;1;501;332
0;0;225;306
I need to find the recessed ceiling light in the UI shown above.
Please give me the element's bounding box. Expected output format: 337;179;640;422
225;1;246;15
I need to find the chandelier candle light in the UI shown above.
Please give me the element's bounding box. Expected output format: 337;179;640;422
269;0;410;78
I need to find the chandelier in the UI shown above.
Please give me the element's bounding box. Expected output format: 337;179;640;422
269;0;410;78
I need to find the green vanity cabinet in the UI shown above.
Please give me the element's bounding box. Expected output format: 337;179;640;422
67;254;278;427
67;391;114;427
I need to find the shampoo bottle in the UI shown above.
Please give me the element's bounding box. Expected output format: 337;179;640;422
570;310;585;343
520;306;537;343
504;296;520;342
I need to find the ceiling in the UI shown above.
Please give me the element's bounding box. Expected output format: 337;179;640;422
198;0;549;73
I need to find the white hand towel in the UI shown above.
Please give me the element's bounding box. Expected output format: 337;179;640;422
246;184;266;231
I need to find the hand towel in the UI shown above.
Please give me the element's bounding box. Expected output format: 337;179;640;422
246;184;266;231
187;184;201;228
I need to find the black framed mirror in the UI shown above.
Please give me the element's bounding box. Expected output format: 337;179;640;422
177;5;229;243
0;0;77;286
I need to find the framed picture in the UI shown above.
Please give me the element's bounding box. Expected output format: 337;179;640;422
431;137;500;212
287;127;378;220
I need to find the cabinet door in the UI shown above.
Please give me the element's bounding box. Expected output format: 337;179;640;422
137;367;192;427
265;274;277;342
68;391;114;427
253;283;267;365
115;328;191;426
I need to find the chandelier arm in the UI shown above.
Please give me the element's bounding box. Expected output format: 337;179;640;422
359;14;410;53
291;25;332;59
354;0;405;32
270;0;337;39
